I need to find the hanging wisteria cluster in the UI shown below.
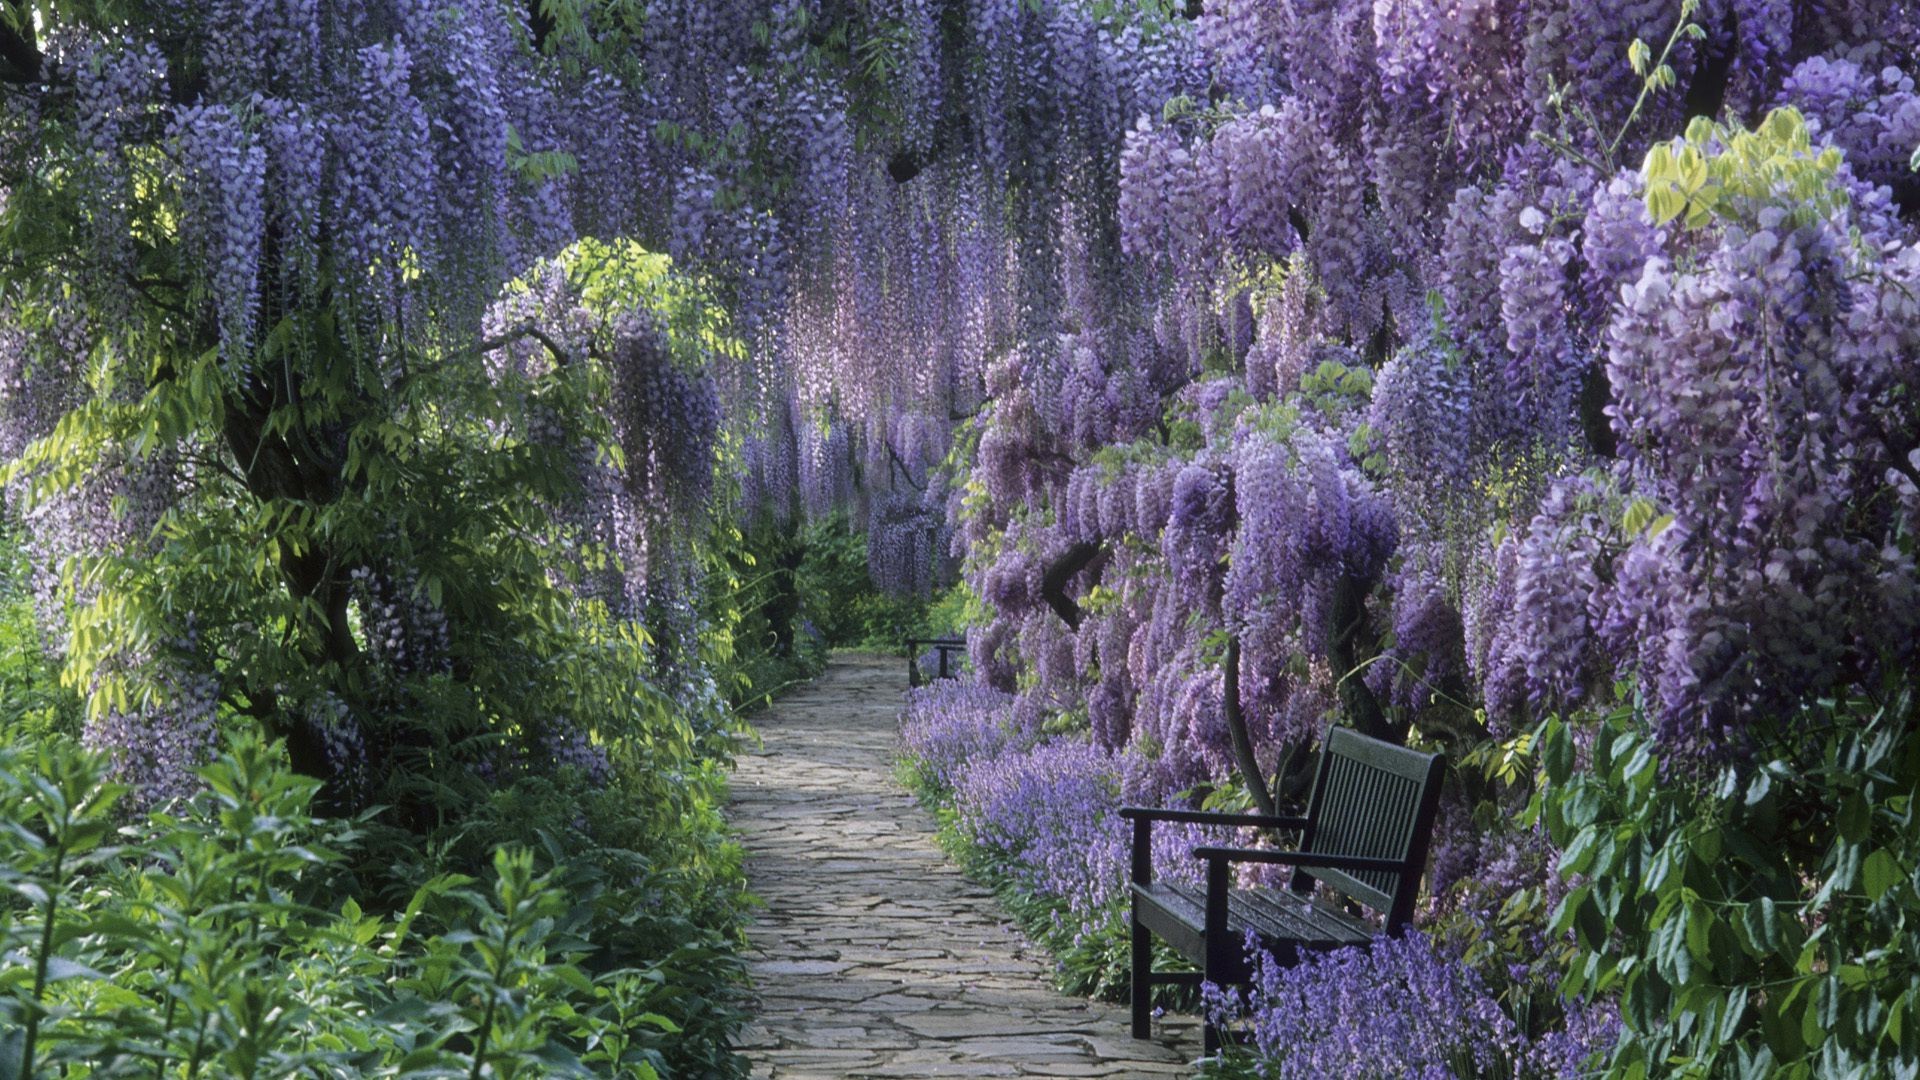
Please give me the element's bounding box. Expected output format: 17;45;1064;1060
873;6;1920;1060
926;0;1920;819
0;1;686;802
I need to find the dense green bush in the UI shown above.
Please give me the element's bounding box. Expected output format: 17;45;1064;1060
1538;686;1920;1078
0;232;760;1070
0;529;748;1078
793;514;959;651
0;525;77;749
0;738;736;1078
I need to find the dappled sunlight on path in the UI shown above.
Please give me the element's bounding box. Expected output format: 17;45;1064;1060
731;655;1199;1078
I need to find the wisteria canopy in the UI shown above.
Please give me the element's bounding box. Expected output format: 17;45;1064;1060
4;0;1920;1074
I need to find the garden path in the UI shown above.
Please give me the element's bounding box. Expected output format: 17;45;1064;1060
731;654;1200;1078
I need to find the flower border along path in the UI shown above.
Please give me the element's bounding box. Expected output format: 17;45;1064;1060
731;654;1198;1078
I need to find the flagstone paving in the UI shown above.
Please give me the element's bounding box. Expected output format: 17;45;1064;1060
731;654;1201;1079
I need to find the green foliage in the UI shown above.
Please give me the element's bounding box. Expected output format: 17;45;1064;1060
1642;108;1847;230
0;525;79;747
703;518;827;714
0;738;734;1078
1536;689;1920;1077
1608;0;1707;160
791;513;952;650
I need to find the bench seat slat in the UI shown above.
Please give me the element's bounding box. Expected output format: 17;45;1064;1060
1230;884;1375;944
1131;881;1374;957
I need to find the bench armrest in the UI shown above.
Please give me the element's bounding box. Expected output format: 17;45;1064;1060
1124;808;1309;886
1190;846;1410;875
1119;807;1309;829
903;639;968;686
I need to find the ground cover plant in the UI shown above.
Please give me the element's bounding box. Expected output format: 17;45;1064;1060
3;0;1919;1077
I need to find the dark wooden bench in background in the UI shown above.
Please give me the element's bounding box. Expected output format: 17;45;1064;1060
1121;726;1445;1053
904;637;968;688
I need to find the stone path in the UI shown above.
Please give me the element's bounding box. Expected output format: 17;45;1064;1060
731;654;1200;1079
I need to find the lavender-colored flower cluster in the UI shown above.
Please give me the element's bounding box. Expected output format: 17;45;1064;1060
350;566;453;678
1206;929;1620;1078
899;681;1029;791
1204;932;1524;1079
868;488;946;599
609;320;721;519
951;739;1131;917
83;646;221;810
1525;997;1623;1079
1165;460;1235;609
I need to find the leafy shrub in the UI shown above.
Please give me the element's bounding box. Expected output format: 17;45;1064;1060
1538;688;1920;1077
794;513;958;650
0;524;77;749
0;738;735;1078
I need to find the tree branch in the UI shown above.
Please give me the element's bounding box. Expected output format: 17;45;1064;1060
1328;572;1396;742
887;443;926;492
475;322;575;367
1222;635;1279;816
1039;540;1104;630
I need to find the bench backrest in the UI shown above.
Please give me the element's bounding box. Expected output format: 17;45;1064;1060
1295;726;1445;930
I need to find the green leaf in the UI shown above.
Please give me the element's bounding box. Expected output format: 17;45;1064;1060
1685;902;1713;965
1622;498;1657;535
42;956;102;983
1741;897;1777;955
1543;718;1574;787
632;1011;682;1033
1863;848;1901;902
1694;824;1722;863
1802;980;1832;1051
1563;784;1603;829
1647;184;1688;225
1837;792;1870;844
1560;826;1601;875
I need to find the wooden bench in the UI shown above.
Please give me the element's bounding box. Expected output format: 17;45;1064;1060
1121;726;1445;1053
904;637;967;688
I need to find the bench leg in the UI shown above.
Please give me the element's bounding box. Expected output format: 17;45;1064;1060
1130;899;1151;1039
1202;857;1231;1057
